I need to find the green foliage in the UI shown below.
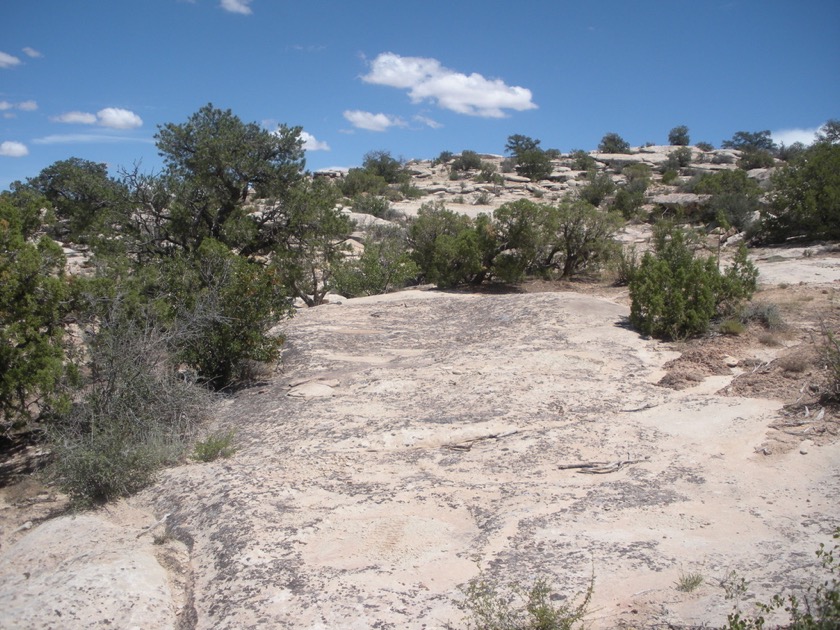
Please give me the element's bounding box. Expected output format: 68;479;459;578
451;150;483;172
612;244;639;286
570;150;597;171
50;293;210;507
668;125;691;146
154;103;304;253
515;149;553;182
738;149;775;170
339;168;388;198
408;202;483;288
351;193;392;218
722;130;777;153
598;132;631;154
192;430;236;462
272;179;354;307
696;141;715;152
460;572;592;630
579;170;616;207
661;169;679;185
26;157;129;247
667;146;693;169
165;239;290;389
764;142;840;241
675;571;704;592
331;226;418;297
689;169;762;230
740;302;784;330
433;150;454;166
719;318;746;335
552;200;622;278
629;227;757;340
362;150;409;184
0;199;71;428
505;134;542;157
611;188;646;219
816;119;840;145
725;529;840;629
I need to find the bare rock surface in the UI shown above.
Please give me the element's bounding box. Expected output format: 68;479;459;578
128;289;835;628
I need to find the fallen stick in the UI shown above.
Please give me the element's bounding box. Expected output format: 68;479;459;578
442;430;519;451
620;403;658;413
559;456;650;474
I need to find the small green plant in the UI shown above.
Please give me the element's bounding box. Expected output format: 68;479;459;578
725;529;840;629
613;244;639;286
661;169;679;185
675;570;704;593
474;191;492;205
719;318;746;335
696;141;715;152
459;572;592;630
740;302;785;330
598;132;631;154
193;430;237;462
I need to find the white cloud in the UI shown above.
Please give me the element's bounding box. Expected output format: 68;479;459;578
22;47;42;58
51;108;143;129
343;110;406;132
0;141;29;157
413;114;442;129
0;51;22;69
362;52;537;118
0;100;37;112
52;111;98;124
32;133;154;145
96;107;143;129
772;127;819;147
220;0;253;15
300;131;330;151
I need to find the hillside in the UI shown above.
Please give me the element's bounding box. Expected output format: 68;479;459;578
1;143;839;629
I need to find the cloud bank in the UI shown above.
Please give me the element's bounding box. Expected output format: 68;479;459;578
0;141;29;157
343;110;407;132
51;107;143;129
362;52;537;118
22;47;42;58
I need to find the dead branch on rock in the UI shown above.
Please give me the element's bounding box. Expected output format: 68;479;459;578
559;456;650;474
442;430;519;452
620;403;659;413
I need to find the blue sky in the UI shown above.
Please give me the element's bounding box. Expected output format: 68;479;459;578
1;0;838;190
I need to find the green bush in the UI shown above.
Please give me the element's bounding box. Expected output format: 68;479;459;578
598;132;631;154
696;141;715;152
0;198;72;428
408;202;483;288
515;149;553;182
629;227;757;339
726;529;839;629
763;142;840;242
451;150;483;172
362;150;409;184
193;430;237;462
50;294;211;507
169;239;290;389
688;169;762;230
351;193;391;218
738;149;775;170
668;125;691;146
460;571;592;630
579;171;616;207
331;226;418;297
570;150;597;171
339;168;388;198
667;146;693;169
